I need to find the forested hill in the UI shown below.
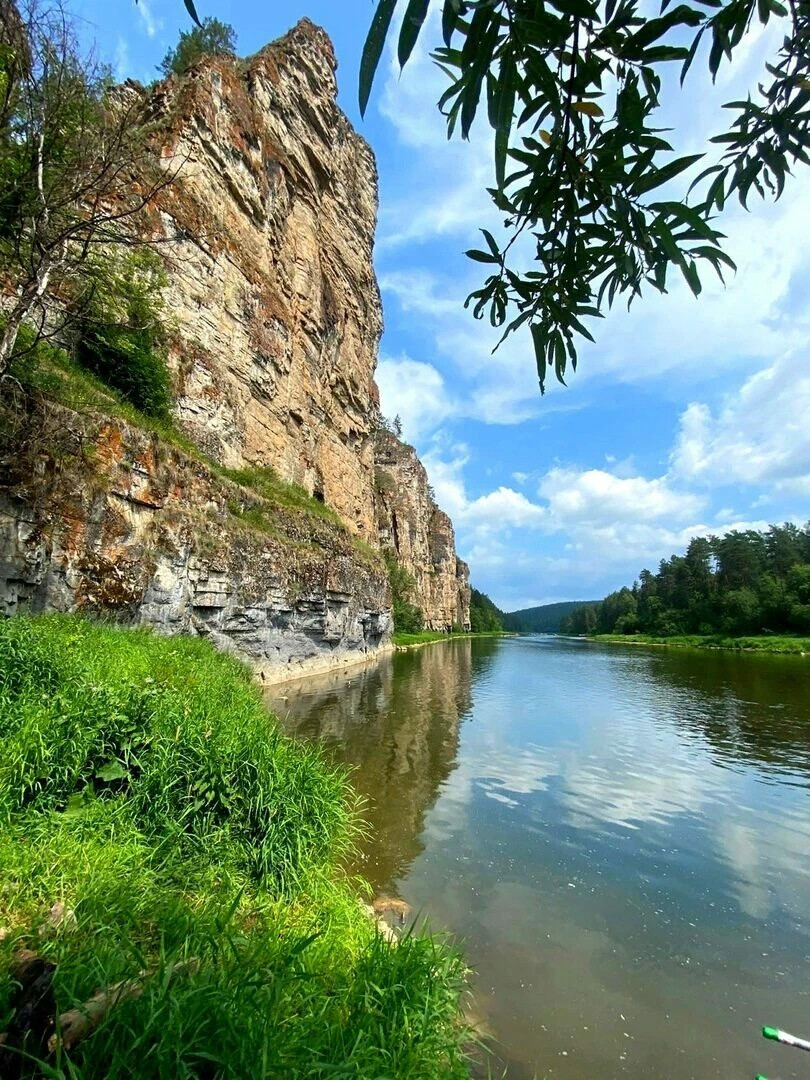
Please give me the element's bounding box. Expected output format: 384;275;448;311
561;523;810;637
470;588;505;632
503;601;599;633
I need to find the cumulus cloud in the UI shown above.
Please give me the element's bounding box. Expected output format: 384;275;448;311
376;354;456;442
671;351;810;495
538;467;705;528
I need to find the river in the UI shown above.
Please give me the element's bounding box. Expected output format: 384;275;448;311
265;635;810;1079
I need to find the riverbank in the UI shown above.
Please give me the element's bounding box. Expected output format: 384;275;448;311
590;632;810;655
0;615;470;1077
393;630;512;650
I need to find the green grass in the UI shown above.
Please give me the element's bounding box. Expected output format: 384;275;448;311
0;615;471;1078
220;466;344;528
591;633;810;655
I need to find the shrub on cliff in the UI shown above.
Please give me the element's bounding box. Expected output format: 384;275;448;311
72;249;173;421
385;552;425;634
159;17;237;77
0;615;470;1077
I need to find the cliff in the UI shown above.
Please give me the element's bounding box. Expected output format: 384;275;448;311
0;20;469;674
149;19;381;539
0;397;390;680
375;430;470;631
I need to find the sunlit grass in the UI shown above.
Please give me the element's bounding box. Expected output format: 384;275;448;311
0;615;471;1078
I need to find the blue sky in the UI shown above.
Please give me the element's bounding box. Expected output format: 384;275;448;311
78;0;810;610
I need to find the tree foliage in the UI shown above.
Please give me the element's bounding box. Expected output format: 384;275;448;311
159;16;237;77
0;0;175;379
73;248;172;418
561;522;810;636
385;552;426;633
469;587;504;631
361;0;810;390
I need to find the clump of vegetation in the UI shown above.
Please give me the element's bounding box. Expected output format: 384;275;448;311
563;523;810;639
469;588;504;633
221;465;343;528
385;552;424;634
0;615;470;1077
159;17;237;77
73;249;172;420
592;633;810;655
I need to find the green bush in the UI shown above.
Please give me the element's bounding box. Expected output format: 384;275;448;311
384;552;424;634
73;249;172;419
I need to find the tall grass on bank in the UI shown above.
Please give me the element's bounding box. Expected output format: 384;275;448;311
0;616;470;1078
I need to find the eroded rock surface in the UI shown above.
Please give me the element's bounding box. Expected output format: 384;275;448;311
0;402;390;681
374;431;470;631
0;20;469;669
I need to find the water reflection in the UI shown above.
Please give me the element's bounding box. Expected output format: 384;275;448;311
269;636;810;1080
266;638;497;888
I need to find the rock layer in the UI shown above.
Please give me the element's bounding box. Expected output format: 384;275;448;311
0;20;470;669
0;401;391;681
374;431;470;631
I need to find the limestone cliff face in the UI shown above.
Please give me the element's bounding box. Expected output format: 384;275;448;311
149;19;382;540
0;21;470;673
374;431;471;631
0;400;390;680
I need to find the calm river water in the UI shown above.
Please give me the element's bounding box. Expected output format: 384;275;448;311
266;636;810;1079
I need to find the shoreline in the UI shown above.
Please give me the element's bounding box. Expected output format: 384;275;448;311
587;633;809;656
256;640;395;688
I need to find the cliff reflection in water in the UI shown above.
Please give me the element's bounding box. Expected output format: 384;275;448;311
266;638;498;890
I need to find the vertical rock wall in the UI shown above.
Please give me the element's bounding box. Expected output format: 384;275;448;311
374;431;471;631
148;19;382;540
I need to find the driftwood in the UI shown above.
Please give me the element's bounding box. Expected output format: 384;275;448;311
1;943;199;1063
48;959;200;1053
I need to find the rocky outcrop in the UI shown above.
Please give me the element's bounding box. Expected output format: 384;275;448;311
0;20;470;673
374;431;470;631
146;19;382;541
0;400;390;681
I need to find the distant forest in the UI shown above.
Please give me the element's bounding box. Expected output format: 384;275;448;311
561;523;810;637
502;601;598;633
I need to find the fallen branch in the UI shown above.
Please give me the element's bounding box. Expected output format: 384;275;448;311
49;959;199;1052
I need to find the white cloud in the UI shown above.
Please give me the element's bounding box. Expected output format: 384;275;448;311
671;351;810;495
376;354;456;442
538;467;705;528
135;0;159;38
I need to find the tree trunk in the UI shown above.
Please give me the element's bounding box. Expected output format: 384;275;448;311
0;305;26;377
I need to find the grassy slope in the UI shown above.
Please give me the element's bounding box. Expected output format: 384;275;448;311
7;346;361;542
0;616;470;1078
591;633;810;655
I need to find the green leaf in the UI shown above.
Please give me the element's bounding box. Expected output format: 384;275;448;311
360;0;400;116
183;0;202;27
96;759;128;782
465;248;499;263
633;153;703;195
442;0;463;46
398;0;431;68
572;101;604;117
